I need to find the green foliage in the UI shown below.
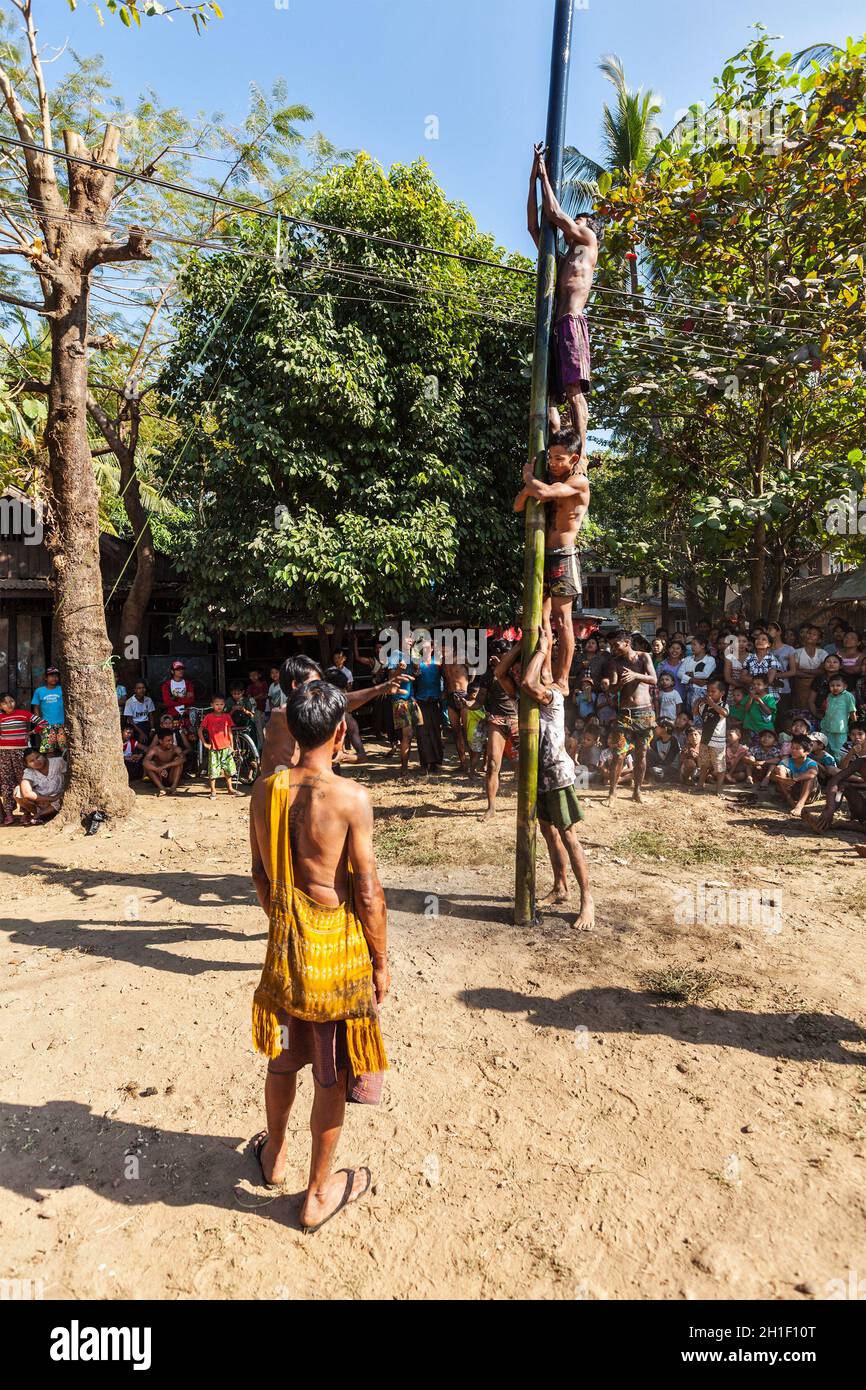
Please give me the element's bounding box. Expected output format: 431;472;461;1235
587;34;866;613
67;0;223;31
159;156;533;637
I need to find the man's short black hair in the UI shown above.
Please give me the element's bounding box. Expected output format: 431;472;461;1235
286;680;346;750
609;628;629;644
577;212;601;239
790;735;812;751
548;428;580;454
280;654;323;696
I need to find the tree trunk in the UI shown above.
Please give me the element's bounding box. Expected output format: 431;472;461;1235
751;519;766;623
765;554;785;624
116;422;155;690
660;573;669;630
682;576;702;630
47;275;134;821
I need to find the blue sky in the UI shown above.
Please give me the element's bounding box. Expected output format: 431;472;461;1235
58;0;866;252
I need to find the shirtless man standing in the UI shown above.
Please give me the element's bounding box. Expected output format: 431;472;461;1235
604;629;658;805
261;654;398;777
249;681;389;1232
513;426;589;683
528;142;599;456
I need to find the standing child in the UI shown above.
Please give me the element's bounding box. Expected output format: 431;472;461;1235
655;671;683;724
199;695;238;799
695;679;729;794
820;673;857;759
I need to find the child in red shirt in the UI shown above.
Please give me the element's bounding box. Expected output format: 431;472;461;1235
198;695;238;798
0;694;45;824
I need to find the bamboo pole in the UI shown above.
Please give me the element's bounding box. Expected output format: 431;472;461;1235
514;0;576;926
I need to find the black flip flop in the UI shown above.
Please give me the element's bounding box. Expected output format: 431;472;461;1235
252;1133;282;1191
301;1167;372;1236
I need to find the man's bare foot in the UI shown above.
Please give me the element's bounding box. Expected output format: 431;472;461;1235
801;810;828;833
228;788;238;797
479;807;496;823
300;1167;371;1232
538;885;570;906
573;893;595;930
632;789;644;804
254;1132;288;1188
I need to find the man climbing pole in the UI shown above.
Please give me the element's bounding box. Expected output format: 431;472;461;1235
527;141;599;459
514;0;579;927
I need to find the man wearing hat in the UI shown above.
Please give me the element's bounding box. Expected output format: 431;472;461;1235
160;661;196;735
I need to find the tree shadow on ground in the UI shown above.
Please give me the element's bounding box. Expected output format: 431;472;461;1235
3;914;260;977
458;984;866;1064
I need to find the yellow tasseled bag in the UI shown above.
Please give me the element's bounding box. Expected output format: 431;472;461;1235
252;768;387;1079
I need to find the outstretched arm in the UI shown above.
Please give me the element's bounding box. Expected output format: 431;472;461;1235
537;152;591;246
347;675;399;712
347;790;390;1004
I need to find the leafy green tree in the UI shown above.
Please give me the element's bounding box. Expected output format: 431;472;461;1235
160;156;533;653
0;0;224;818
588;33;866;620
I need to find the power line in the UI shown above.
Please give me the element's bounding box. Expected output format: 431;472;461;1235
0;133;531;278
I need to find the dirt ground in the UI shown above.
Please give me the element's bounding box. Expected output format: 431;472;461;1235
2;739;866;1301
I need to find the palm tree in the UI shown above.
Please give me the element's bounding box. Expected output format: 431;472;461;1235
561;55;666;295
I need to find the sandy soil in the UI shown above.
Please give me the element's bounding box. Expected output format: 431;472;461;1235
1;742;865;1301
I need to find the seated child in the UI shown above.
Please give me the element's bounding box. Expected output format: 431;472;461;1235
673;711;692;750
122;723;147;782
743;727;783;785
679;727;704;788
575;725;604;783
647;719;680;781
598;727;634;787
769;734;819;818
809;731;838;784
725;724;751;784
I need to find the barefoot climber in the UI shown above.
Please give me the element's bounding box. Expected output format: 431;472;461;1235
527;142;598;455
513;426;589;685
520;628;594;929
249;681;389;1234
